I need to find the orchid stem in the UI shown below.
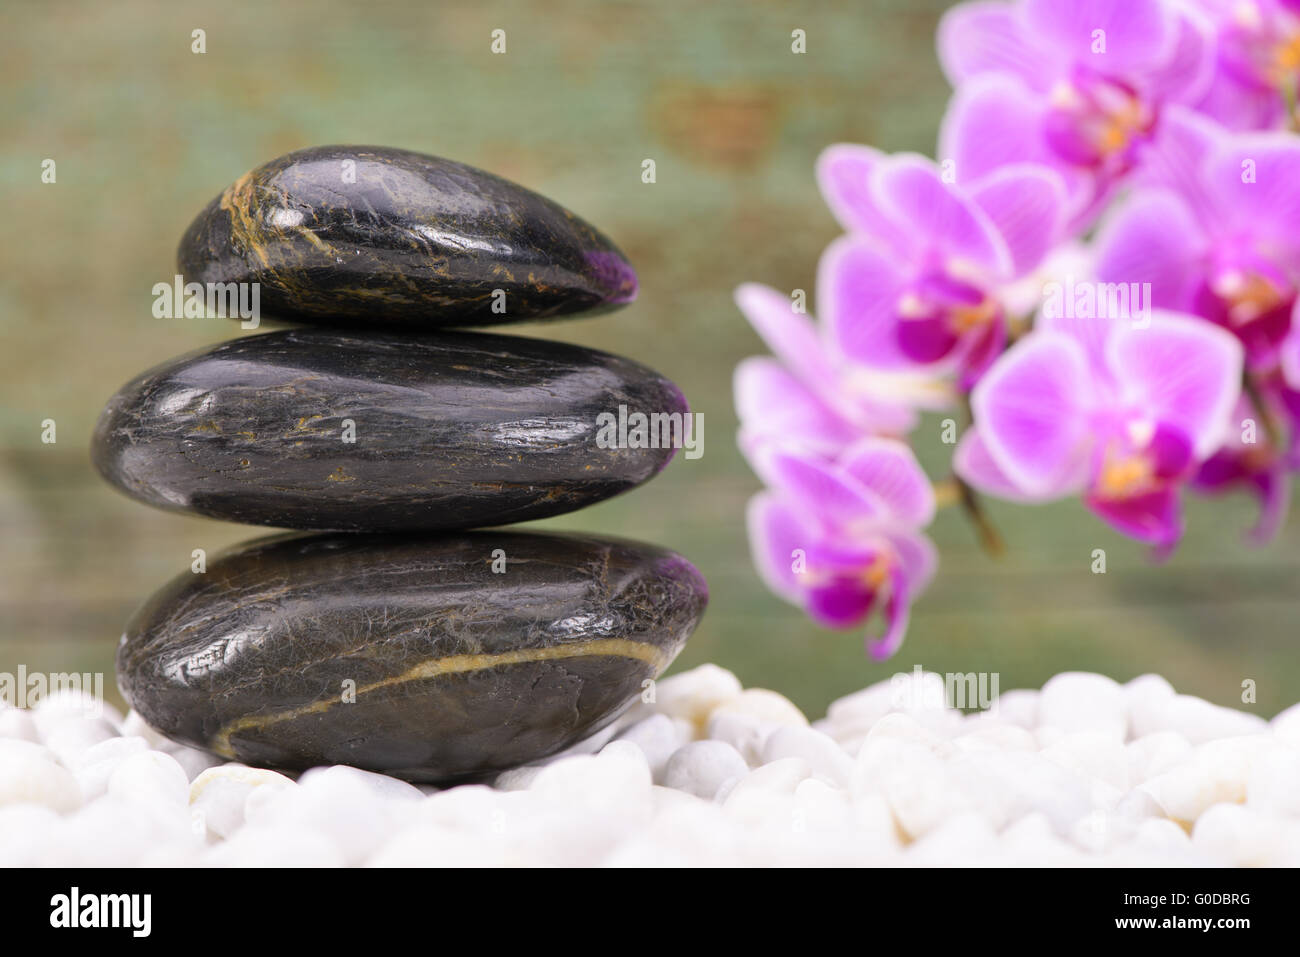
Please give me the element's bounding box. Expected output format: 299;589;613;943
1243;373;1283;450
932;478;960;509
955;474;1006;557
949;393;1006;557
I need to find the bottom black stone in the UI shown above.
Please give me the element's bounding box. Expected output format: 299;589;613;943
117;530;707;783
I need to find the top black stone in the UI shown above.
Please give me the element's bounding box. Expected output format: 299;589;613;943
177;145;637;330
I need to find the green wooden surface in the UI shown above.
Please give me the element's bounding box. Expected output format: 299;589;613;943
1;0;1296;717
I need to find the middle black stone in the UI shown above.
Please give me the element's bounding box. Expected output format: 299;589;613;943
92;329;686;531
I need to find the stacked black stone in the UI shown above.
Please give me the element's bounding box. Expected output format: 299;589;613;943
92;146;707;784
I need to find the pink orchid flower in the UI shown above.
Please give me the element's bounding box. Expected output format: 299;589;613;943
1191;388;1296;542
956;310;1243;553
1191;0;1300;130
816;145;1067;388
733;282;937;459
745;439;938;659
1094;107;1300;370
938;0;1217;225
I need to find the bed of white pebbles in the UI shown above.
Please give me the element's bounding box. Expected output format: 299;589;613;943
2;665;1299;866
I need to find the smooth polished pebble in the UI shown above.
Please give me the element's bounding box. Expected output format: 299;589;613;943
117;530;706;783
93;330;686;532
177;145;637;329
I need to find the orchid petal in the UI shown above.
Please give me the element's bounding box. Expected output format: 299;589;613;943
1247;469;1291;546
1282;306;1300;390
955;427;1077;502
1086;486;1184;549
838;437;936;527
939;75;1095;219
958;307;1007;390
806;579;879;630
866;565;912;661
968;163;1068;277
1092;188;1208;313
1107;312;1243;459
735;282;835;385
733;357;860;456
749;446;884;529
815;143;911;248
886;527;939;594
1193;67;1287;132
971;332;1092;496
1143;6;1217;105
817;235;915;370
1205;133;1300;254
1133;105;1227;224
937;0;1053;89
745;492;815;602
871;153;1012;277
1022;0;1175;73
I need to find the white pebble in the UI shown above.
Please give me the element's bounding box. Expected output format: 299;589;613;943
1123;673;1176;738
1192;803;1300;866
761;725;853;788
493;764;544;791
1141;736;1274;823
189;765;297;839
706;709;770;766
614;714;692;782
42;719;119;766
31;689;121;738
1039;672;1126;740
529;745;652;816
793;777;853;832
108;750;189;808
907;811;998;864
952;724;1036;753
245;766;420;865
639;663;742;732
119;710;173;749
1042;731;1129;792
53;795;195;866
663;741;749;800
367;825;515;867
985;689;1038;730
0;740;81;813
1125;731;1192;785
726;757;812;804
1245;747;1300;817
71;735;150;801
949;750;1091;835
1272;702;1300;747
0;708;39;743
858;739;964;839
0;804;62;865
165;744;224;781
1133;817;1191;853
1145;694;1267;745
864;712;951;754
710;688;807;728
202;824;345;867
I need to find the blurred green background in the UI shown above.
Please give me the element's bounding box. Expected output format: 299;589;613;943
1;0;1296;718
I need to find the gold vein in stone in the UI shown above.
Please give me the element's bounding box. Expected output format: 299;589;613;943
209;638;665;758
